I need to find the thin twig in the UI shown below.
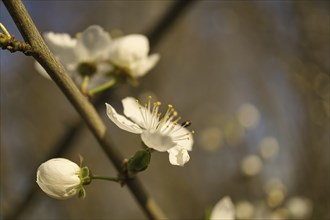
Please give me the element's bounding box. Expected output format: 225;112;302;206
0;33;33;54
2;0;166;219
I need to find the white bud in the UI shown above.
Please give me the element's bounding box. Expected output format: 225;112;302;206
36;158;82;199
109;34;159;78
210;196;235;220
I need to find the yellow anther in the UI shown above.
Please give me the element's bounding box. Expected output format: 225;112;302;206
191;130;195;135
135;99;139;103
168;104;173;108
173;111;178;116
147;96;152;99
153;101;161;106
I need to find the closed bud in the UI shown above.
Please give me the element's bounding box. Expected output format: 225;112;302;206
128;150;151;174
36;158;88;199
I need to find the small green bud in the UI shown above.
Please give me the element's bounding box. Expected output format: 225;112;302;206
77;61;97;76
127;150;151;173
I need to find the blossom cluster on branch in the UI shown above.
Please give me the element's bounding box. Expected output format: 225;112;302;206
1;5;241;219
30;24;196;202
35;25;159;95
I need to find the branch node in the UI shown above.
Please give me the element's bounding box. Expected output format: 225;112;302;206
0;33;33;55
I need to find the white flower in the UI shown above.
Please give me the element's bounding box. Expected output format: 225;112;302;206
36;158;83;199
108;35;159;78
36;25;113;88
210;196;235;220
106;96;193;166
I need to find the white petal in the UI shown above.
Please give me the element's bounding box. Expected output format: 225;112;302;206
109;34;149;68
105;103;143;134
76;25;112;61
129;54;160;78
170;125;193;151
44;32;77;48
122;97;154;128
37;158;80;184
141;131;176;152
36;181;80;200
43;32;77;65
168;147;190;166
210;197;235;220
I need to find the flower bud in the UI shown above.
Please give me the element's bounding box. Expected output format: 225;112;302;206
108;35;159;78
210;196;235;220
128;150;151;174
36;158;86;199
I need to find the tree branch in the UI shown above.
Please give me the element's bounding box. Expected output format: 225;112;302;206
2;0;166;219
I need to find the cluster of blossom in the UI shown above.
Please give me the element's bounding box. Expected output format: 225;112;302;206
37;97;194;198
36;25;195;201
36;25;159;91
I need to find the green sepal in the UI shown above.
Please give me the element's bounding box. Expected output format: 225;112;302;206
77;61;97;77
79;166;92;185
127;150;151;174
78;187;86;199
203;207;212;220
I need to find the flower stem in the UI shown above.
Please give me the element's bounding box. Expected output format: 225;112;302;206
81;75;90;95
91;175;119;182
88;79;116;96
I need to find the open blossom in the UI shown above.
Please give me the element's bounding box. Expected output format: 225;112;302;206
35;25;113;88
210;196;235;220
106;96;193;166
108;35;159;78
36;158;83;199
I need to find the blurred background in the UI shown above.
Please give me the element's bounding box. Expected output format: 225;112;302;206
1;1;329;219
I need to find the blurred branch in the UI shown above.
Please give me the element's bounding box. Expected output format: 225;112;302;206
146;0;197;47
2;0;166;219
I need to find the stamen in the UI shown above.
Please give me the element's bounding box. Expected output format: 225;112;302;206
150;101;160;128
173;116;182;124
173;132;191;141
181;121;192;128
138;103;147;128
136;97;193;142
